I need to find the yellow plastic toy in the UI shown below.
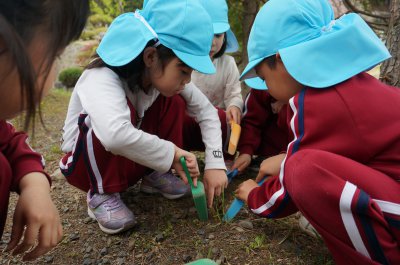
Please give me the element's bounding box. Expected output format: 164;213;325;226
228;121;241;155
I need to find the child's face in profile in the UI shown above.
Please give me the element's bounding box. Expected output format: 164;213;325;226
0;33;56;120
255;55;303;102
209;33;225;58
149;57;193;97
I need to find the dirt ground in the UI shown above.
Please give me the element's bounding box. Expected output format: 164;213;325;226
1;40;333;265
0;88;333;265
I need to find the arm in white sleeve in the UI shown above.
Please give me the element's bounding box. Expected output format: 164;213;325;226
75;68;175;172
181;82;226;170
223;56;244;111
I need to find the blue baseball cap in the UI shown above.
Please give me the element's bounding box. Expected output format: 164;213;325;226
97;0;215;74
244;77;267;90
241;0;391;90
199;0;239;53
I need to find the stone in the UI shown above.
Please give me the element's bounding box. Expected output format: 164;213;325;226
44;256;54;263
197;229;205;236
116;257;125;265
155;233;164;242
84;217;93;224
50;169;65;180
234;226;244;232
100;247;108;256
102;258;111;265
69;232;80;241
83;258;93;265
238;220;253;230
182;254;192;263
211;247;219;255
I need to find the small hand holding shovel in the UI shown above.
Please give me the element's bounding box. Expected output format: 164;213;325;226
180;156;208;221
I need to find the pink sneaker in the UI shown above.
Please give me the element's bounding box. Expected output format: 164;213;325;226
87;192;136;234
140;171;190;199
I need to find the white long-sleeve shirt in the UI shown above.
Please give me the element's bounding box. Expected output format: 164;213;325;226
61;67;225;173
191;54;243;111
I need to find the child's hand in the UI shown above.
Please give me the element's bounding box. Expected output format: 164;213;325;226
232;153;251;172
256;153;286;182
203;169;228;208
6;172;63;261
226;106;242;124
235;179;258;203
172;145;199;186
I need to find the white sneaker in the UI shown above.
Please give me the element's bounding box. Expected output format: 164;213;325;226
140;171;190;199
87;192;136;234
298;214;320;238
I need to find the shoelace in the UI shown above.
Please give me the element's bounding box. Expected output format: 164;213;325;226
149;172;178;185
102;194;123;212
164;173;181;183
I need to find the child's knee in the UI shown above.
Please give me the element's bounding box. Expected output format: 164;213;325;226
284;149;331;201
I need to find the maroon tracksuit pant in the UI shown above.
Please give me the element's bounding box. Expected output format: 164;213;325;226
285;150;400;264
60;95;227;194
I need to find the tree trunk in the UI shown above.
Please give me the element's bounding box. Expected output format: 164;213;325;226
241;0;259;69
380;0;399;87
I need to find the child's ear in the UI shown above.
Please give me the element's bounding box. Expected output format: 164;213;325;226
275;52;282;62
143;47;158;67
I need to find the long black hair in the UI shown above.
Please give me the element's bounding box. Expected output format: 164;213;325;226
0;0;90;129
87;40;177;93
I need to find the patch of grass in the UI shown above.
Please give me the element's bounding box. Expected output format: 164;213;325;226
211;190;226;222
162;221;174;238
42;142;64;162
40;88;72;116
131;233;156;251
246;234;266;254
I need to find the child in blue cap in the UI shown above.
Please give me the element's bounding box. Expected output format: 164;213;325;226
60;0;228;234
184;0;242;170
192;0;243;124
0;0;89;261
231;90;288;173
236;0;400;263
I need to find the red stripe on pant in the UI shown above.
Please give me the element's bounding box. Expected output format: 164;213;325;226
284;149;400;265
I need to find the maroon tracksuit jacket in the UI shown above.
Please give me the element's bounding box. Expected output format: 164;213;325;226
238;89;289;157
248;73;400;264
0;121;47;238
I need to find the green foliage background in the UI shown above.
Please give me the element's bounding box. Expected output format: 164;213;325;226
83;0;246;64
59;67;84;88
84;0;391;68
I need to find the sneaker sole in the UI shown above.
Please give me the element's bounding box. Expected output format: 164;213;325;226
298;216;320;238
140;185;186;200
87;208;136;235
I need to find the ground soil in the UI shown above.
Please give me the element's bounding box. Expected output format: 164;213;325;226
0;42;333;265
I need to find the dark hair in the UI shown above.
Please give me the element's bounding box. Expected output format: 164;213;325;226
87;41;177;93
0;0;89;129
213;32;227;59
264;54;277;69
